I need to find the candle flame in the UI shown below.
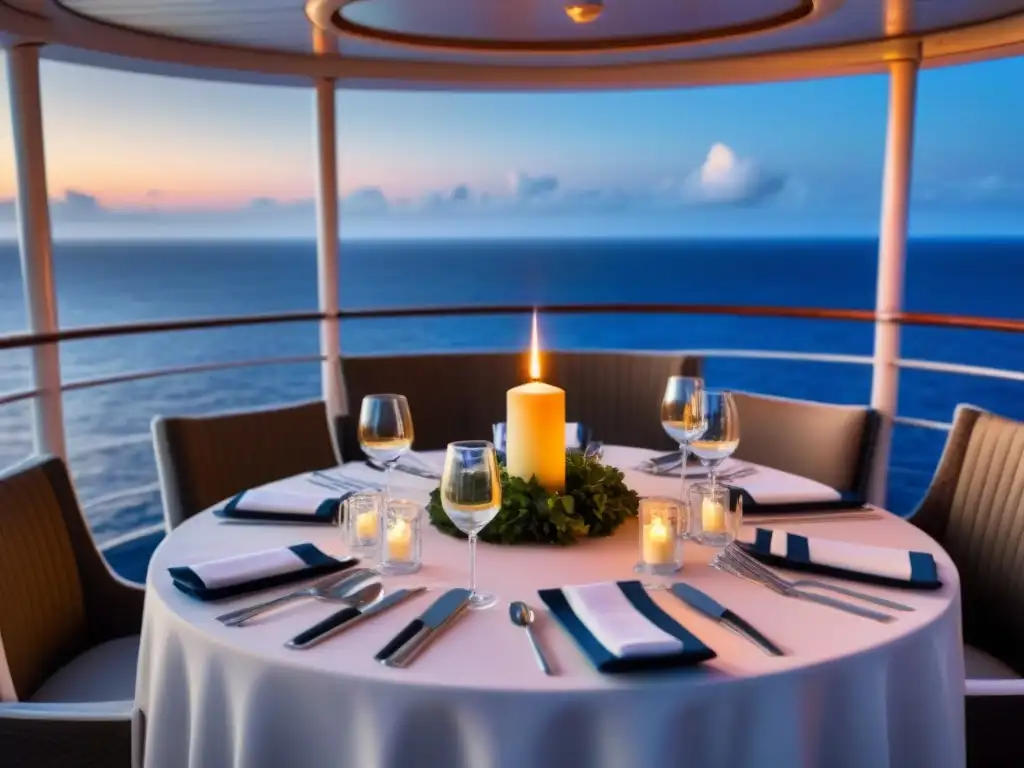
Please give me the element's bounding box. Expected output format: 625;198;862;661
529;311;542;381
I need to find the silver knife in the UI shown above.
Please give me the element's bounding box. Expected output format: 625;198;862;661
286;587;427;649
374;588;472;668
670;583;785;656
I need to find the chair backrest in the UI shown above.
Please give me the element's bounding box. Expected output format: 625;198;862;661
338;351;698;457
152;400;338;529
912;405;1024;674
729;391;879;496
0;457;95;701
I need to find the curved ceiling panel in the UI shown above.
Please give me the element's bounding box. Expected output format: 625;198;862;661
42;0;1024;68
332;0;812;53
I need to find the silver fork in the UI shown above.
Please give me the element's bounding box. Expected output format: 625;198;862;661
713;549;894;622
725;544;913;612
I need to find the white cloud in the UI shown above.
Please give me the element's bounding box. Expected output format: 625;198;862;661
678;143;784;205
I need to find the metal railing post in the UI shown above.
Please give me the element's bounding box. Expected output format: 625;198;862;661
7;44;67;460
870;52;920;506
314;77;346;419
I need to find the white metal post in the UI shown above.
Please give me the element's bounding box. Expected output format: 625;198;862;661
869;54;919;506
7;43;67;460
314;77;346;419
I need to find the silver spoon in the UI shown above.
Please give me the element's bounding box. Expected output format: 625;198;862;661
510;601;553;675
217;568;377;626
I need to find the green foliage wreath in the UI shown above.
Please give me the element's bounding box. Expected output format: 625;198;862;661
427;452;639;546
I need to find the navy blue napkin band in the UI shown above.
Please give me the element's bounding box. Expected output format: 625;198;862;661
168;544;354;601
743;530;941;590
538;580;716;674
213;490;352;524
726;486;866;515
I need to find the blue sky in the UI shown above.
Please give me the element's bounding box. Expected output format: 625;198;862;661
0;53;1021;239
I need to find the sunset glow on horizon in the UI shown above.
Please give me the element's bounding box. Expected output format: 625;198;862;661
0;53;1021;238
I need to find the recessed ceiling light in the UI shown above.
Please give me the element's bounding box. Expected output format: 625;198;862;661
564;1;603;24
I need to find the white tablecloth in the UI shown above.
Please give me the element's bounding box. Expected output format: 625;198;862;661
135;446;965;768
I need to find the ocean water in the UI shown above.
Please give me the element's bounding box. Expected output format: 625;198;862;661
1;238;1022;543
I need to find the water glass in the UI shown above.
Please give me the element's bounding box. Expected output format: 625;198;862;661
358;394;415;501
688;390;740;495
688;482;742;547
660;375;707;525
441;440;502;610
381;499;422;575
635;496;684;575
343;492;383;554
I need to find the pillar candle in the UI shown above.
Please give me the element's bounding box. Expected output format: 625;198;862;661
506;381;566;491
701;497;726;533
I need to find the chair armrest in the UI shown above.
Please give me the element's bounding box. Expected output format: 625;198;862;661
0;700;134;722
966;678;1024;696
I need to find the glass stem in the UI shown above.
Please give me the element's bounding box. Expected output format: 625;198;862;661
679;443;691;538
384;463;392;503
468;533;478;596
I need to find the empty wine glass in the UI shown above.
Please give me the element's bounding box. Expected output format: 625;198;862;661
660;376;707;510
358;394;414;502
441;441;502;610
688;390;740;495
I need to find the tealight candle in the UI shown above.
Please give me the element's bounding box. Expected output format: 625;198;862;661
381;499;422;574
387;519;412;561
356;510;379;541
642;516;675;564
636;496;683;575
343;492;383;555
688;483;739;548
701;497;726;533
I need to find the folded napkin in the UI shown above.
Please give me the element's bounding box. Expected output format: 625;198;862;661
726;467;863;513
168;543;356;601
492;422;590;453
213;486;348;524
741;528;941;589
538;580;715;673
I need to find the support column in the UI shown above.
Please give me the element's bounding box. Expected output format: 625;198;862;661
8;44;66;459
314;77;346;419
869;54;919;506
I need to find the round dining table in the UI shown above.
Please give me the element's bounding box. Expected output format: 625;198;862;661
134;446;965;768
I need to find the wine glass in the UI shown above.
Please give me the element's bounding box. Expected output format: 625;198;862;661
660;376;707;510
358;394;414;502
440;441;502;610
688;390;740;495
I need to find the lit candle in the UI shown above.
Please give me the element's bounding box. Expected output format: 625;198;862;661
642;516;675;564
702;497;725;533
505;312;566;492
387;519;412;561
356;510;378;540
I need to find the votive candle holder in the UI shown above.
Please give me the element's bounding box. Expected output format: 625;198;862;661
343;492;383;555
381;499;422;575
688;483;742;547
635;496;684;575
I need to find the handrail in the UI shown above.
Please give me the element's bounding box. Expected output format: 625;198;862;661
1;303;1022;352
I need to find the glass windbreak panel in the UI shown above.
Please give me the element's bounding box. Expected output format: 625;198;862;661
892;55;1024;513
0;52;34;472
39;61;319;567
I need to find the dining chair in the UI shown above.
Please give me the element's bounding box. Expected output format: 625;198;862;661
910;404;1024;767
152;399;339;529
0;455;144;768
728;391;879;498
337;351;700;459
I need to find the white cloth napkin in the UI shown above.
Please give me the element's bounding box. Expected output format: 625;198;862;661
176;546;312;589
760;529;915;581
562;582;683;658
232;486;335;515
735;468;842;504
